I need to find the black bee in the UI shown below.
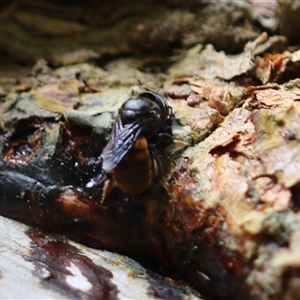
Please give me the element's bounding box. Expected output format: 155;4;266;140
101;91;172;197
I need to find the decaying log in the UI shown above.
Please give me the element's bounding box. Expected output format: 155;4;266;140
0;216;202;299
1;21;300;300
0;0;279;71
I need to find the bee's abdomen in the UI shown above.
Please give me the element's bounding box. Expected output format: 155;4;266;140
113;137;152;194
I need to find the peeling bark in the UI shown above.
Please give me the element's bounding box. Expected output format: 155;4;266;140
0;3;300;299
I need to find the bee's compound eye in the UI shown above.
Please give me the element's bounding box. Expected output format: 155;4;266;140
120;109;137;124
138;92;170;123
149;109;161;122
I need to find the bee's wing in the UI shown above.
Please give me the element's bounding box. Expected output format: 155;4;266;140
101;116;148;172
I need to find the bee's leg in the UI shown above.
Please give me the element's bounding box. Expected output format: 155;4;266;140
149;146;161;177
157;133;173;145
151;125;173;147
101;176;116;203
149;146;169;193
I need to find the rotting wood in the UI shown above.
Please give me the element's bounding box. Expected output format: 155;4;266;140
0;2;300;299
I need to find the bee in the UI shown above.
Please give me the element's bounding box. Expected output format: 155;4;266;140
101;91;172;198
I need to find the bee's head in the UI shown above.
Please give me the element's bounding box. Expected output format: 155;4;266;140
119;91;172;138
